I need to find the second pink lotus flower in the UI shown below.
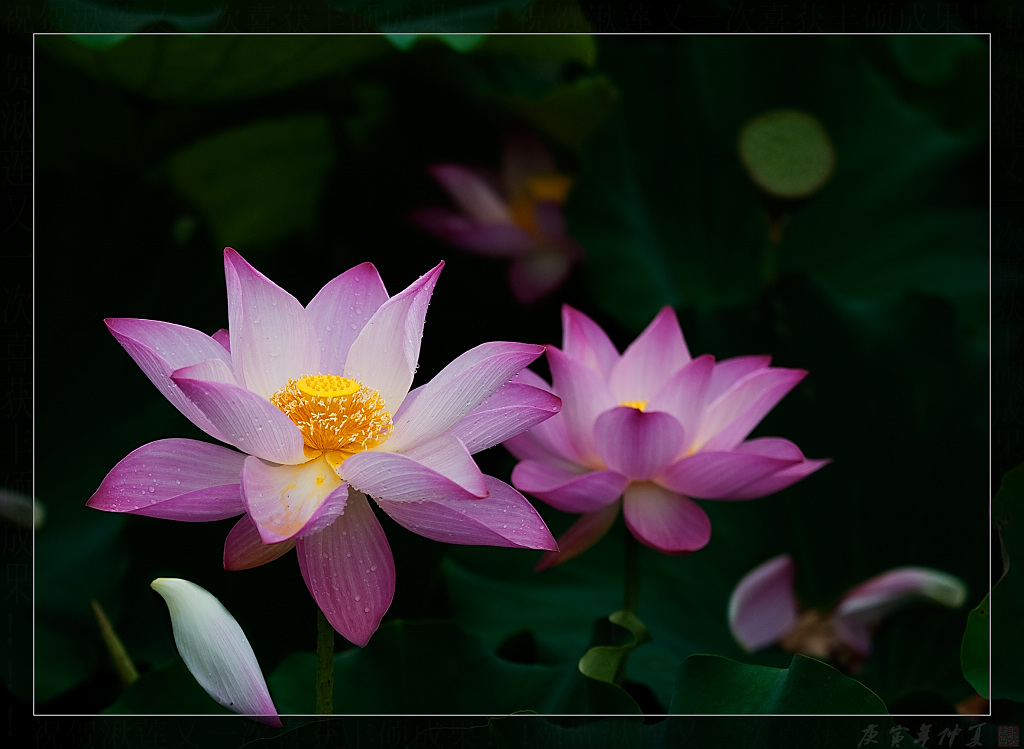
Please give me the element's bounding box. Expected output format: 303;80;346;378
504;305;828;568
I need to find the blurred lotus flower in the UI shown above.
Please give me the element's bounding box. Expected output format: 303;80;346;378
89;249;559;647
0;487;44;529
151;578;281;726
504;305;827;569
410;132;583;303
728;554;967;671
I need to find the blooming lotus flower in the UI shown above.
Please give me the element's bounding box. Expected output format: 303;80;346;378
728;554;967;671
88;249;559;647
151;577;281;726
410;131;583;303
504;305;827;569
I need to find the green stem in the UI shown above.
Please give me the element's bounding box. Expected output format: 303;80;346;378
316;608;334;714
624;531;640;614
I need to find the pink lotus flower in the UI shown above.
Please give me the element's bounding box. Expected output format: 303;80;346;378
88;249;559;647
504;305;827;569
410;132;583;303
729;554;967;671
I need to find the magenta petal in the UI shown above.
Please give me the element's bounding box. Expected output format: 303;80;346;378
411;208;535;257
241;456;348;543
594;407;685;481
378;475;556;550
223;515;296;570
609;307;691;403
211;328;231;353
728;554;800;652
223;248;321;399
172;366;306;465
718;438;830;499
88;438;245;521
398;435;488;497
449;381;561;455
429;164;511;223
561;305;620;379
344;263;441;414
647;354;714;444
696;367;808;452
707;355;772;402
341;444;486;502
512;460;627;513
305;262;389;375
622;482;711;554
386;341;545;452
833;567;967;655
535;500;620;571
658;450;801;500
105;318;234;442
546;346;615;465
297;491;395;647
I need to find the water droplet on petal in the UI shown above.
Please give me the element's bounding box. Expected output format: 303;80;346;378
354;595;361;602
363;607;370;613
349;323;358;330
148;486;156;493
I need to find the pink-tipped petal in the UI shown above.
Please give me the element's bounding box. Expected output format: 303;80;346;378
546;346;616;465
241;456;348;544
449;381;561;455
594;407;685;481
512;459;628;513
411;208;535;257
728;554;800;652
833;567;967;656
695;367;808;452
609;307;691;403
343;263;441;415
223;515;296;571
340;444;487;502
561;305;620;379
305;262;390;375
88;439;245;521
430;164;511;223
707;355;772;402
172;364;307;465
647;354;715;443
378;475;557;550
622;482;711;554
535;500;620;571
507;249;574;303
658;450;802;500
398;434;488;497
385;341;545;452
105;318;233;442
223;248;321;400
716;438;829;499
211;328;231;353
297;491;395;647
501;368;582;464
151;578;281;726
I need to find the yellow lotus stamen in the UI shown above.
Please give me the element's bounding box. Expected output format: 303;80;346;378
271;374;392;455
620;400;648;412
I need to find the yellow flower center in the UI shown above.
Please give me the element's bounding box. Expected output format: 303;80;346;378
509;174;573;237
271;374;393;456
619;400;648;412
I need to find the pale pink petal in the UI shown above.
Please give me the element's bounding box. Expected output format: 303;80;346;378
411;208;535;257
707;355;772;402
719;438;830;499
728;554;800;652
211;328;231;353
296;491;395;647
508;249;574;303
88;438;245;521
622;482;711;554
501;369;581;464
647;354;714;445
223;248;321;399
535;500;620;571
658;450;801;500
546;345;616;465
241;455;349;543
609;307;691;403
105;318;233;442
694;368;808;452
512;459;627;513
340;445;486;502
396;434;488;497
172;363;306;465
377;475;556;550
343;263;442;415
385;341;544;452
448;381;561;455
833;567;967;655
430;164;512;223
594;407;685;481
223;515;296;570
561;305;620;379
305;262;390;375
